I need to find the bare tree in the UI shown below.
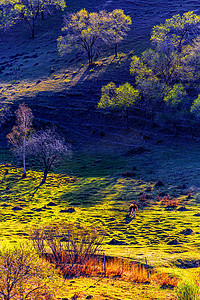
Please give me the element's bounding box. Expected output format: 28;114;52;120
28;129;71;184
0;245;54;300
7;103;33;178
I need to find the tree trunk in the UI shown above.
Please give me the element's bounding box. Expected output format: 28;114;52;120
115;43;118;57
22;137;26;178
41;168;48;184
41;10;44;20
31;18;35;38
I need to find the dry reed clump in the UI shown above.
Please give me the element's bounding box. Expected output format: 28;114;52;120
158;195;182;208
153;272;179;287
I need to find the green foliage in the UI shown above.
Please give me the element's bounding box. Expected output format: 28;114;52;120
151;11;200;51
164;84;187;109
98;82;140;128
98;82;140;110
58;9;131;65
0;0;66;37
176;280;200;300
0;245;56;299
191;95;200;118
130;11;200;122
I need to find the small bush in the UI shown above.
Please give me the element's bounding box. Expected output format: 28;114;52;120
177;280;200;300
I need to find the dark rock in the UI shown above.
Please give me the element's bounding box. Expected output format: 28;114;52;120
60;207;75;213
180;228;193;235
46;201;57;206
108;239;127;245
60;237;69;242
12;206;22;211
143;135;151;140
109;217;116;221
155;180;164;187
34;208;43;212
193;213;200;216
165;206;177;211
121;171;136;177
159;191;166;196
30;54;38;58
36;80;41;85
156;140;163;144
175;259;200;268
167;239;180;245
177;206;188;211
86;296;93;299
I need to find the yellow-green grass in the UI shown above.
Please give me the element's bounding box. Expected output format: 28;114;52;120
1;162;200;278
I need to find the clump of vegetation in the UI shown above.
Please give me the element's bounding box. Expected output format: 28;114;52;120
29;222;106;277
158;195;181;208
97;82;140;129
176;279;200;300
0;245;57;299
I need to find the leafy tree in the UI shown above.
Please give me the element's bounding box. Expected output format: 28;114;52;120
98;82;140;129
28;129;71;184
160;84;188;135
7;103;33;178
151;11;200;53
0;0;66;38
57;9;131;65
130;11;200;121
104;9;132;57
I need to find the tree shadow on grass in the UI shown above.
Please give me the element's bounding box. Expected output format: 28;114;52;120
58;180;110;208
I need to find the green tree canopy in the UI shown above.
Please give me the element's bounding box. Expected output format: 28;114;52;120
98;82;140;129
0;0;66;38
57;9;131;65
130;11;200;119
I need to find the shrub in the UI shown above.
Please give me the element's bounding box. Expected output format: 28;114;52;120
177;280;200;300
0;245;56;299
29;222;106;277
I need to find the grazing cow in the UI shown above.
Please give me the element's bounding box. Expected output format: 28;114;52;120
129;203;138;218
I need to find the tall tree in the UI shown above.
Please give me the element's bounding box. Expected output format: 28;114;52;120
104;9;132;57
130;11;200;119
27;129;71;184
57;9;131;65
7;103;33;178
98;82;140;129
0;0;66;38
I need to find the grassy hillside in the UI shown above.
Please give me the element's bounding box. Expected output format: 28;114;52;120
1;0;200;299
